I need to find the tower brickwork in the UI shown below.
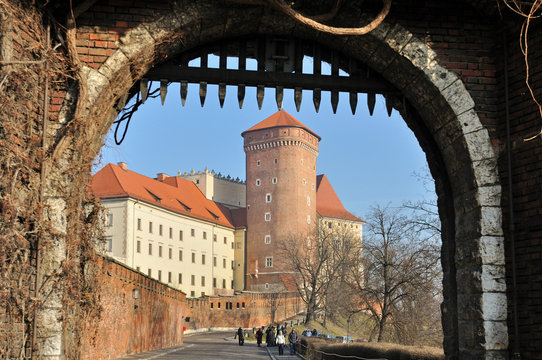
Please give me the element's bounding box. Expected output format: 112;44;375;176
242;111;320;291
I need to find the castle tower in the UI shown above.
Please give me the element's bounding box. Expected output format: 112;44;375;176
242;110;320;291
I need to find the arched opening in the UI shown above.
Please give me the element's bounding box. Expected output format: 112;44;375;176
37;2;506;359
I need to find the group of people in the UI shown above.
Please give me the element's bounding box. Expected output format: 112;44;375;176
237;325;299;355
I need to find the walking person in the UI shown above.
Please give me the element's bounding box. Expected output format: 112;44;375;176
256;327;263;347
288;329;298;355
276;331;286;355
236;327;244;346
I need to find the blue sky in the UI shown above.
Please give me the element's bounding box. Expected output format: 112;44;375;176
97;80;432;219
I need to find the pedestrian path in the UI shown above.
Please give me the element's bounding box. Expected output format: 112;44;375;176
265;344;305;360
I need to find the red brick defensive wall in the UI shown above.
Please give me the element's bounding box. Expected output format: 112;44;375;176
185;292;303;331
79;257;301;359
79;257;186;360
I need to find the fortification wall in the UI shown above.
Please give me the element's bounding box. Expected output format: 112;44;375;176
78;257;302;359
185;292;303;331
79;257;187;360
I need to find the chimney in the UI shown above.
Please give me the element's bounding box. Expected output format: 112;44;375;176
156;173;169;182
118;162;127;170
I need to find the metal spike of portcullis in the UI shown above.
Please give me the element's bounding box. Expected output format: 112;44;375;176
140;78;148;103
257;85;264;110
349;92;357;115
367;92;376;116
294;87;302;111
180;81;187;106
313;88;321;113
160;79;167;105
238;84;245;109
276;86;283;110
199;82;207;107
218;83;226;108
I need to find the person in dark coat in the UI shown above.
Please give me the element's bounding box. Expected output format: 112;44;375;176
256;327;263;347
288;329;299;355
236;327;244;345
267;326;275;346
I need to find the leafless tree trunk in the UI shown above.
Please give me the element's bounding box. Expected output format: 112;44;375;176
352;204;440;343
279;226;362;325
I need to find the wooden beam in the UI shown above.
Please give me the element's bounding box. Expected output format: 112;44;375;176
146;65;396;94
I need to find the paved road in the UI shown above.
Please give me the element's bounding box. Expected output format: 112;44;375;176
116;331;302;360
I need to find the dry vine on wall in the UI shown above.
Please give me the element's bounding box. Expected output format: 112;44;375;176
0;1;106;358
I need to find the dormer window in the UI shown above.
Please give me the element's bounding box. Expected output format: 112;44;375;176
177;199;191;212
145;188;161;203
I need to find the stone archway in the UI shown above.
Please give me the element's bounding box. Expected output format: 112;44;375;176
37;2;506;359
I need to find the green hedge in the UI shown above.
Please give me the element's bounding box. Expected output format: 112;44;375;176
298;337;444;360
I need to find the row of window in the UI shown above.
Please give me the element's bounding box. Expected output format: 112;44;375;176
135;218;229;244
136;241;234;268
136;267;234;290
210;301;246;310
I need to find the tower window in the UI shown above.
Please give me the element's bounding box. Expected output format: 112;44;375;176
302;178;306;185
256;179;261;186
274;158;278;164
265;257;273;267
266;193;272;203
301;159;304;165
307;215;311;224
307;196;311;206
265;235;271;244
265;212;271;222
257;160;261;166
272;177;277;184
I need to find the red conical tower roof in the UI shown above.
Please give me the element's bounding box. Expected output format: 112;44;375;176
241;110;321;140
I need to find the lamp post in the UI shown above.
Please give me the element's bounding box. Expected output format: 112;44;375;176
133;288;140;309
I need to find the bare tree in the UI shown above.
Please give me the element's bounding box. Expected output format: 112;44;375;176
279;226;361;324
352;204;440;343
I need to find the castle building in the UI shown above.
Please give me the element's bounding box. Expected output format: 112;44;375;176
92;110;363;296
241;110;364;291
91;163;246;297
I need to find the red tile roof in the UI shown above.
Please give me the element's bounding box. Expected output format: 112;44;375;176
91;163;246;229
316;174;364;223
241;110;321;140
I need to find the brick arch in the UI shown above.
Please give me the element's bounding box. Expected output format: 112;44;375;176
71;3;506;359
